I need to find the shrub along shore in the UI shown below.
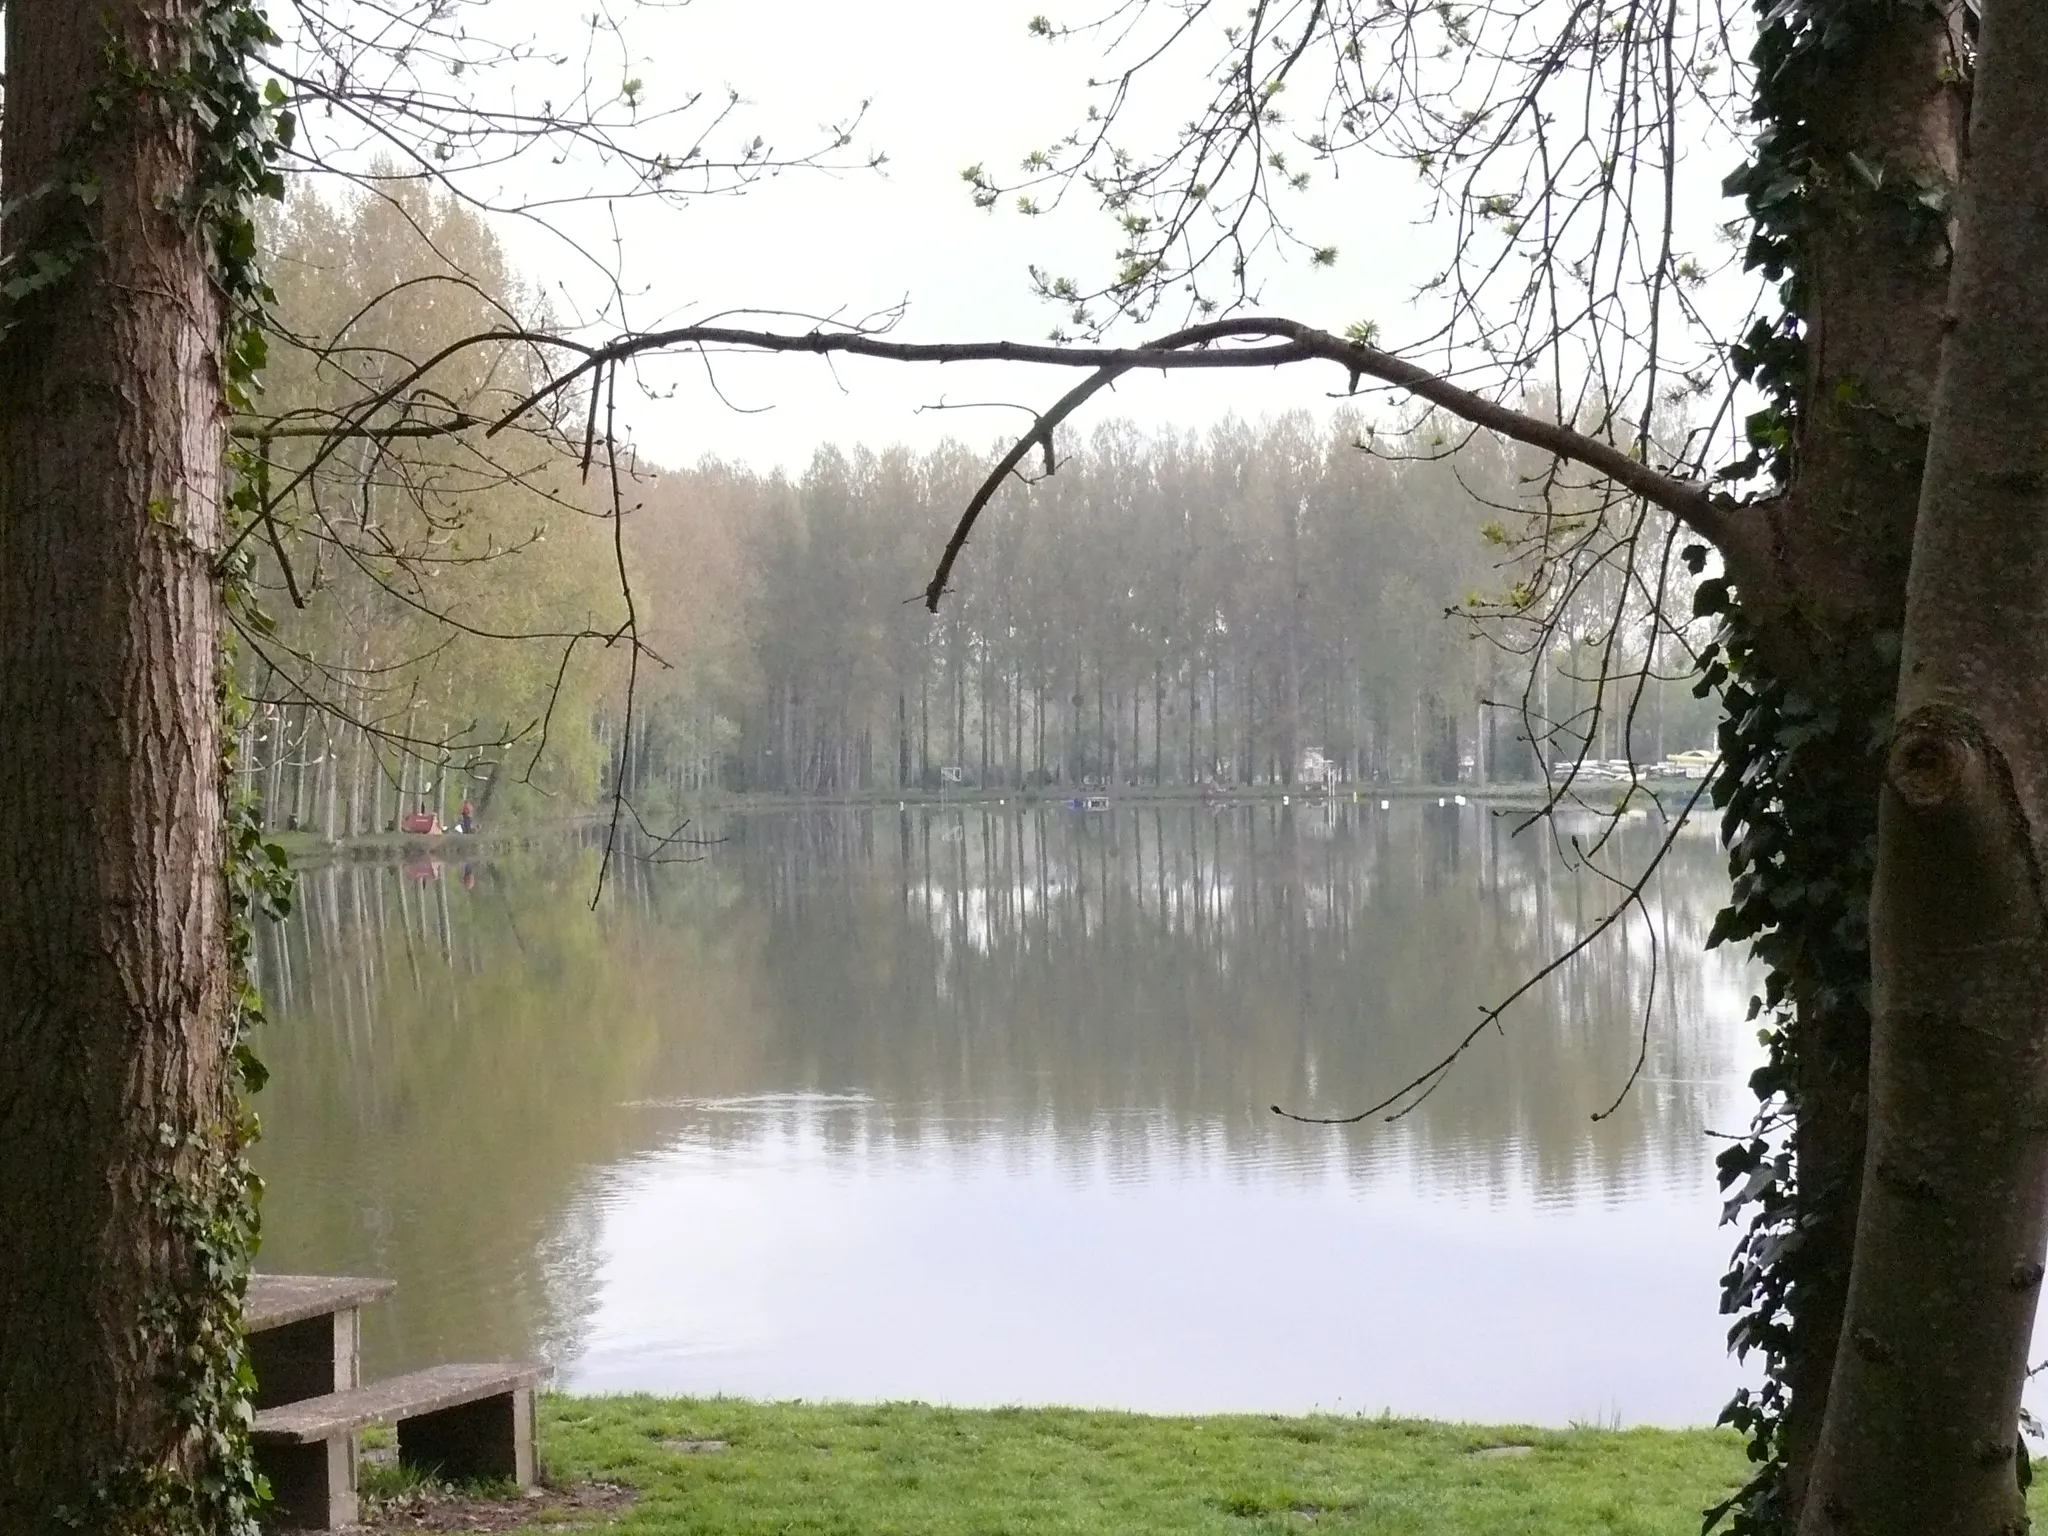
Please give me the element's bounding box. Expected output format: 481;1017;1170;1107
471;1396;1768;1535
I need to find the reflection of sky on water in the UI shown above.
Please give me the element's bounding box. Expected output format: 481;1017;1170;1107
254;801;1799;1425
564;1102;1743;1423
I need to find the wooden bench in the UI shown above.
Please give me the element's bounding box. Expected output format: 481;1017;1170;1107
253;1361;547;1530
247;1274;395;1408
246;1275;545;1529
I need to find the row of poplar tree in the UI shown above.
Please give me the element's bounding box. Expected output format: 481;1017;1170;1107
245;185;1717;835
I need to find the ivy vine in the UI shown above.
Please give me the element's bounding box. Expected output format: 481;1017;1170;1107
1704;0;1959;1529
1694;592;1887;1536
163;0;297;1528
31;1;295;1530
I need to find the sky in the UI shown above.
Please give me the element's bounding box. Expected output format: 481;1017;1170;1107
293;0;1746;475
296;0;1456;471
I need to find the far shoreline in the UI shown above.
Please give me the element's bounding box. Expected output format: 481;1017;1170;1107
265;776;1709;868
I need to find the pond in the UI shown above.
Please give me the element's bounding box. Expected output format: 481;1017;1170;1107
253;798;1764;1426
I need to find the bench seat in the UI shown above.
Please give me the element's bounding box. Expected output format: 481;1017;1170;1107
246;1275;395;1410
253;1361;546;1530
246;1274;397;1334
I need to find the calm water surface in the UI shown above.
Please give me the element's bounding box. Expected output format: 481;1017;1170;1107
254;800;1763;1425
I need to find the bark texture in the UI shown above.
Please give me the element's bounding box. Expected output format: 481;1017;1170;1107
1730;6;1967;667
1797;1;2048;1527
0;0;234;1526
1730;8;1968;1515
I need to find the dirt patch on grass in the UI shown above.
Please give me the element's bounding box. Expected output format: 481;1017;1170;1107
358;1481;636;1531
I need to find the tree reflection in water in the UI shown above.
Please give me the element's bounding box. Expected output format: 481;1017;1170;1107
254;801;1756;1422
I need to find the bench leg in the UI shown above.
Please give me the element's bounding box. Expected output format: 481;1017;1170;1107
250;1308;361;1408
256;1435;357;1530
398;1386;534;1487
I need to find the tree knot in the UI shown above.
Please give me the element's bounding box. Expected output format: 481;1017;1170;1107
1977;1436;2020;1467
1888;713;1977;809
1873;1153;1943;1201
1850;1325;1896;1364
2012;1259;2045;1292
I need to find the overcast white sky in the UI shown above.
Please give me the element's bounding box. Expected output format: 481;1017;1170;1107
379;0;1447;472
300;0;1745;475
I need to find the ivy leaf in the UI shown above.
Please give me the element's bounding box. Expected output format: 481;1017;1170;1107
1845;151;1884;191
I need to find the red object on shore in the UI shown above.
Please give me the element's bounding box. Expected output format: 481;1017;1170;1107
400;811;440;835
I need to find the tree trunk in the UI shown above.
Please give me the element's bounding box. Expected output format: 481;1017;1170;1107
897;689;911;789
1284;505;1303;787
1153;663;1165;787
0;0;240;1524
1710;7;1970;1516
1034;679;1045;782
953;625;968;776
1797;5;2048;1527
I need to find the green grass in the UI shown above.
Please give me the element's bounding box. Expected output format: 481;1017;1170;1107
529;1395;1754;1535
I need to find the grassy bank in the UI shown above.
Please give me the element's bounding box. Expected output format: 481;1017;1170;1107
516;1396;1752;1535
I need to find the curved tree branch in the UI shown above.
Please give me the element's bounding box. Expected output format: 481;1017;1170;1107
466;315;1737;605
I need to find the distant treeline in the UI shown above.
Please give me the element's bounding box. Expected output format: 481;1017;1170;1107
619;417;1718;803
243;186;1715;836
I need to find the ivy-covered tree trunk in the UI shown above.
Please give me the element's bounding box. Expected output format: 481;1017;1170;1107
1710;5;1968;1522
0;0;246;1529
1793;0;2048;1526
